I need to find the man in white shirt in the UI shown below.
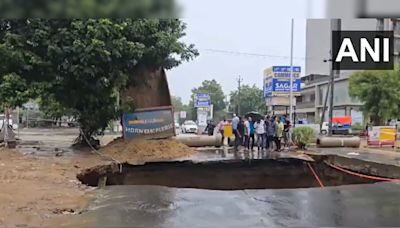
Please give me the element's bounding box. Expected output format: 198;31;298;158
254;118;265;151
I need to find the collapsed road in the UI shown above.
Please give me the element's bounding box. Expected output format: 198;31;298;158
67;150;400;228
77;152;400;190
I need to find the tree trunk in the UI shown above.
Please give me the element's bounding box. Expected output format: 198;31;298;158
3;107;10;148
4;107;10;148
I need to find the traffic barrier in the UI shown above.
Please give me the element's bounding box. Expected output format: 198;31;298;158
367;126;396;148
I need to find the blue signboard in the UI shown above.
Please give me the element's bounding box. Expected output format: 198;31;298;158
195;100;211;107
196;93;210;99
123;108;174;140
271;66;301;78
264;79;273;97
194;93;211;107
271;78;301;92
272;66;301;73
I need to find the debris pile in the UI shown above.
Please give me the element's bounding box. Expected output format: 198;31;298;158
100;138;194;164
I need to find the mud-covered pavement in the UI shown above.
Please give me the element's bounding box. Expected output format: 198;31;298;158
0;128;194;227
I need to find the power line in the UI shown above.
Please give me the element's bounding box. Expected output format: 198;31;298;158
200;48;307;60
200;48;327;61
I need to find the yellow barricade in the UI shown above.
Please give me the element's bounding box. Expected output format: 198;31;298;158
223;124;233;138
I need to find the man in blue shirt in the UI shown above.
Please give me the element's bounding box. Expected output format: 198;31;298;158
231;114;240;151
232;114;239;130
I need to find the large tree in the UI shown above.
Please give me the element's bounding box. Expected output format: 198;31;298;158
190;79;226;111
190;79;226;120
171;95;192;121
349;69;400;125
0;19;198;143
171;96;184;111
229;84;265;115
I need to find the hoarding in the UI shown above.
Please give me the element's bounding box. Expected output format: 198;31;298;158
196;93;210;99
197;111;208;127
123;107;175;140
368;126;396;147
263;66;302;98
194;93;211;107
264;66;301;79
264;78;301;97
271;78;301;93
195;100;211;107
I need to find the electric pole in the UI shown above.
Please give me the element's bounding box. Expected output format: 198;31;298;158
289;18;294;124
237;75;243;116
328;19;341;136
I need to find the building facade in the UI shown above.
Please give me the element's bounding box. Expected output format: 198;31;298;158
298;18;400;124
296;74;363;124
377;18;400;66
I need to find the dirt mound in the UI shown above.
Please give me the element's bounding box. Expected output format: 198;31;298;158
100;138;194;164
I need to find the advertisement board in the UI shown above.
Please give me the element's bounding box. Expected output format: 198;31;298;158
264;78;301;97
194;93;211;107
197;110;208;127
265;97;297;106
264;66;301;80
271;78;301;93
195;100;211;107
263;66;302;98
123;107;175;140
368;126;396;147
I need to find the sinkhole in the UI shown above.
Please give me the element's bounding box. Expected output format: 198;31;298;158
76;156;396;190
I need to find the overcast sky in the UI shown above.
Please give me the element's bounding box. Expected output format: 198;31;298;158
167;0;326;104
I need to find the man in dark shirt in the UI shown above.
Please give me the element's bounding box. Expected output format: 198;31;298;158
283;115;291;148
204;120;215;136
236;117;245;151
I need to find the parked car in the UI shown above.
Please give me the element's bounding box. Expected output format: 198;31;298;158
181;120;198;134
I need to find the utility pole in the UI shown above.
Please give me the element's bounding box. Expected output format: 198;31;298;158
289;18;294;124
328;19;341;136
237;75;243;116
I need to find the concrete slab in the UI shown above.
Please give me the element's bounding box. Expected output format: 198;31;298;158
172;147;315;163
70;182;400;227
309;147;400;167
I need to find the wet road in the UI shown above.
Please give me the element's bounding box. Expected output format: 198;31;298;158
68;182;400;227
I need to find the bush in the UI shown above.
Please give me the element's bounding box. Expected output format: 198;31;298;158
292;126;315;150
351;123;364;131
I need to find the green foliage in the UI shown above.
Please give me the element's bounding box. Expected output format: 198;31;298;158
189;79;226;121
351;123;364;131
292;126;315;149
0;0;178;18
171;96;194;121
0;19;197;142
229;84;264;115
349;69;400;125
191;79;226;111
0;73;30;108
171;96;184;111
37;95;73;120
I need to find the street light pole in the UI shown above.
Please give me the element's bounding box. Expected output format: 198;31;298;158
289;18;294;124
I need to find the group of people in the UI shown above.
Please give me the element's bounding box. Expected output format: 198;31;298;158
217;114;291;152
